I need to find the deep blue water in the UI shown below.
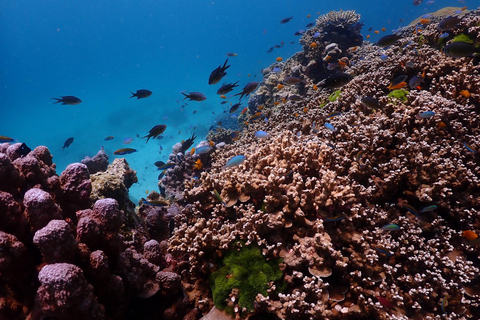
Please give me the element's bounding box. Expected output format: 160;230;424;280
0;0;469;202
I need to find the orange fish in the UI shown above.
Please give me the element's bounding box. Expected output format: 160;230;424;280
303;107;308;113
463;230;478;241
146;190;149;194
209;140;215;146
420;18;430;25
193;159;203;170
294;113;299;117
277;84;284;90
366;35;370;39
374;30;379;34
459;90;471;98
388;82;407;90
220;95;227;99
282;98;286;103
241;107;248;114
325;55;332;61
276;57;283;62
338;60;347;67
249;112;263;121
310;42;318;48
307;14;311;18
313;84;318;90
437;121;447;129
381;27;386;32
244;121;249;126
190;148;195;155
258;106;264;110
273;101;280;105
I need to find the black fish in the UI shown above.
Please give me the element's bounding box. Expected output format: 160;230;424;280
306;23;314;28
437;17;461;31
217;81;239;95
234;82;259;100
377;34;401;47
62;137;74;150
130;89;152;99
274;44;282;48
209;59;230;85
267;47;274;53
52;96;82;105
142;124;167;143
182;92;207;101
361;97;384;109
442;42;478;58
180;133;196;153
323;73;353;88
16;143;31;157
220;101;228;104
154;160;166;168
280;16;293;24
229;102;242;113
413;0;422;5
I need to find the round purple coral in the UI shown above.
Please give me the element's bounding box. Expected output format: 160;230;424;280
60;163;92;203
33;219;78;264
92;198;124;232
35;263;105;320
23;188;63;232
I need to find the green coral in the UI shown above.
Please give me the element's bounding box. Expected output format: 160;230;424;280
387;89;409;103
209;243;284;315
452;33;474;44
328;89;342;102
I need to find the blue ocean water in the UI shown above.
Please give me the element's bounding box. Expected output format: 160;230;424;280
0;0;467;203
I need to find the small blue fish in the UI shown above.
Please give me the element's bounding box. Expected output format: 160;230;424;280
255;131;269;139
380;54;388;61
223;155;245;168
272;67;281;73
418;111;435;118
439;33;450;39
422;14;432;18
403;204;420;218
464;142;477;153
382;224;400;231
196;146;213;154
313;32;321;38
325;123;336;132
325;215;345;222
326;111;341;118
375;247;393;256
312;122;318;133
158;169;167;180
420;205;437;213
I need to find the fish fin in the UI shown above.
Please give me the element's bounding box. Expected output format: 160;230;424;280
129;92;136;98
52;98;61;104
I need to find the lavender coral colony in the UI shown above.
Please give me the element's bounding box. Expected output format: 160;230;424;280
1;7;480;320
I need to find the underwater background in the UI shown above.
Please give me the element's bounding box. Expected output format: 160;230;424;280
0;0;469;203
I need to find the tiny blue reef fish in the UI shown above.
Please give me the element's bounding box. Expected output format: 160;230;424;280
382;224;400;231
224;155;245;168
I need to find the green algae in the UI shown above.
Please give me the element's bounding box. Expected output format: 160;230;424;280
452;33;474;44
328;90;342;102
209;243;284;315
388;89;409;104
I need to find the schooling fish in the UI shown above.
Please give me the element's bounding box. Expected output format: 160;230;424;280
113;148;137;155
196;146;213;154
209;59;230;85
323;73;352;88
0;135;14;143
442;42;478;58
229;102;242;113
223;155;245;168
377;34;401;47
61;137;74;150
182;92;207;101
388;75;408;90
130;89;152;99
234;82;259;100
52;96;82;105
142;124;167;143
217;81;239;95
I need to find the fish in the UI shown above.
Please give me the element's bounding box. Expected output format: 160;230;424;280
255;131;269;139
234;82;259;100
16;143;31;157
209;59;230;85
418;111;435;118
249;112;263;121
420;205;437;213
377;296;395;309
226;53;238;57
104;136;114;141
413;0;423;5
182;92;207;101
180;133;197;153
223;155;245;168
142;124;167;142
156;163;176;170
280;16;293;24
403;204;420;217
464;142;477;153
462;230;479;241
325;215;346;222
288;94;303;101
113;148;137;155
267;47;274;53
123;137;133;144
196;146;213;154
213;189;226;205
283;76;304;85
382;224;400;231
130;89;152;99
229;102;242;114
158;169;166;180
442;42;478;58
361;97;384;109
141;199;170;207
0;135;14;143
61;137;74;150
441;296;449;314
193;158;203;169
323;73;352;88
294;30;304;36
52;96;82;105
217;81;239;95
388;75;408;90
220;101;228;105
437;17;461;31
313;32;321;38
154;161;165;168
375;247;393;256
306;23;314;28
439;32;450;39
409;75;424;89
324;123;336;132
377;34;401;47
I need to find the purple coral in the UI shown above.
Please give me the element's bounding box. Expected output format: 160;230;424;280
33;219;78;264
23;188;63;232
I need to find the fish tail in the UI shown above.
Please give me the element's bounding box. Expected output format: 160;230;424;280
129;92;136;98
52;98;61;104
181;92;188;100
223;59;229;69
